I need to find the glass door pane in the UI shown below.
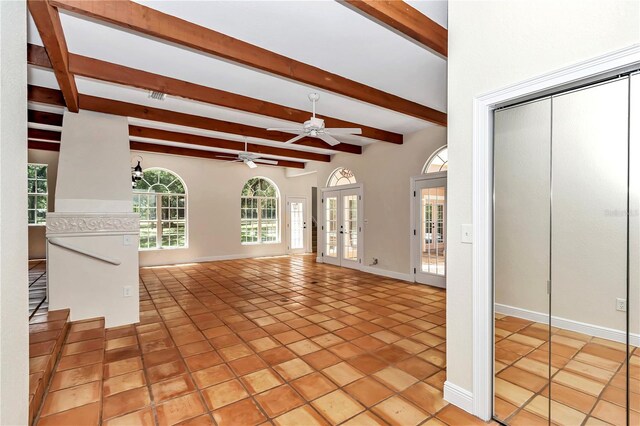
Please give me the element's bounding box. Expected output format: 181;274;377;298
494;98;551;424
551;79;629;425
414;177;446;287
342;194;358;262
289;199;305;251
421;186;446;276
324;194;339;262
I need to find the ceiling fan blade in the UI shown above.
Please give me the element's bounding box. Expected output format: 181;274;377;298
318;133;341;146
244;159;258;169
254;158;278;165
284;134;307;144
215;155;240;159
324;128;362;135
267;127;304;132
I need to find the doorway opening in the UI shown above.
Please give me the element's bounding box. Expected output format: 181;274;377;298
286;196;308;254
319;168;363;269
411;147;447;288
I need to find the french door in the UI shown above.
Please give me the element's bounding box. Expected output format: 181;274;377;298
412;174;446;287
286;197;307;254
322;186;362;269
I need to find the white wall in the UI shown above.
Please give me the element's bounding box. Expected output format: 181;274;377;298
134;124;446;272
306;125;447;276
447;0;640;397
56;111;132;212
0;1;28;423
133;151;317;267
28;149;59;259
49;110;139;327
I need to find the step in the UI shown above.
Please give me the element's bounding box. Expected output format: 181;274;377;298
28;309;70;426
32;316;106;425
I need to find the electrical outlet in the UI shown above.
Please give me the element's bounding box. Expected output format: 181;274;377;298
123;286;132;298
616;298;627;312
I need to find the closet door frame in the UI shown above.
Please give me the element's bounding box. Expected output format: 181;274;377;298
464;45;640;421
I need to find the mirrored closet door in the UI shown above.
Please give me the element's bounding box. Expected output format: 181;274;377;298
494;74;639;425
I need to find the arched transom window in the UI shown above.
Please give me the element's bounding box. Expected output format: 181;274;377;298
133;168;187;250
241;177;280;244
327;167;357;187
423;146;448;174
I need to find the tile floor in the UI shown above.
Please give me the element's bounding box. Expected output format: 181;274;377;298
494;314;640;425
34;255;493;426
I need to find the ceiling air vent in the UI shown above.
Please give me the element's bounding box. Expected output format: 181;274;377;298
148;90;166;101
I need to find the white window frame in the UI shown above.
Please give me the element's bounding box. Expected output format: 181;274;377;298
133;168;188;251
422;145;448;174
327;167;357;187
27;163;48;226
241;177;281;245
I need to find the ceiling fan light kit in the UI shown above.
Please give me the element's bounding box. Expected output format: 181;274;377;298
267;93;362;146
215;139;279;169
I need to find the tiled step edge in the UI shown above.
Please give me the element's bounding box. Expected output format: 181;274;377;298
28;309;70;426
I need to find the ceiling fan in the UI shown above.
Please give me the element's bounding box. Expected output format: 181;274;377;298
267;93;362;146
216;140;278;169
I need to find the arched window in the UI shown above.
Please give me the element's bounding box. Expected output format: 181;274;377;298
423;146;448;174
327;167;357;187
133;168;187;249
241;177;280;244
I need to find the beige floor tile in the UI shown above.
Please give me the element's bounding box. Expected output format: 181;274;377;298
312;390;364;424
373;367;418;392
371;396;428;426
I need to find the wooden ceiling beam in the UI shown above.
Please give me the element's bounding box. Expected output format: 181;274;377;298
26;139;303;168
130;142;305;169
69;53;369;150
339;1;447;57
28;128;61;141
28;140;61;152
49;0;446;126
28;0;79;112
129;126;329;162
28;110;63;126
26;91;328;162
28;86;333;161
27;44;366;151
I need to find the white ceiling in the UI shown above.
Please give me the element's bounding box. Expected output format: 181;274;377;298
27;0;447;162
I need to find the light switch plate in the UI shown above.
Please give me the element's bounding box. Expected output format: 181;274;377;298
123;235;133;246
461;224;473;244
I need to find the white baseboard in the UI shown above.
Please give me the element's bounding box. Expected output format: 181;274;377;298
496;303;640;347
316;256;323;263
443;381;474;414
358;264;413;282
140;252;288;267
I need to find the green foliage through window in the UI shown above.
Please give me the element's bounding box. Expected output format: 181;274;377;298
241;178;279;244
28;164;47;225
133;168;187;249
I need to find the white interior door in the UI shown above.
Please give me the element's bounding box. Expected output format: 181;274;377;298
322;186;362;269
413;176;446;287
286;197;307;254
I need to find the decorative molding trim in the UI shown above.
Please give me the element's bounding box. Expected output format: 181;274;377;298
444;381;474;414
495;303;640;347
472;43;640;421
359;265;413;282
46;212;140;237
